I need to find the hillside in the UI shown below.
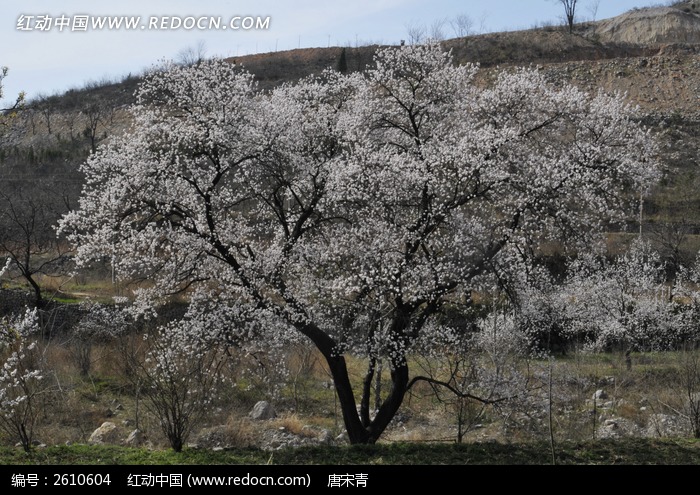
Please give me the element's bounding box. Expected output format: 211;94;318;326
5;4;700;134
218;4;697;115
594;4;700;44
2;2;700;268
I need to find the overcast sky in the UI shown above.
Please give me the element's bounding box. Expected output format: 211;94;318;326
0;0;670;106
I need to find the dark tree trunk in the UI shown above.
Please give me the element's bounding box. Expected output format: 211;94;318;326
298;322;370;443
17;261;44;309
298;321;412;444
366;363;409;443
28;276;43;308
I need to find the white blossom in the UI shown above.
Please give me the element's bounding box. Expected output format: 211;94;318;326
0;310;43;451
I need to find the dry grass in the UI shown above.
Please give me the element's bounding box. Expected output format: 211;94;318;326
3;332;700;451
194;416;257;449
270;413;317;438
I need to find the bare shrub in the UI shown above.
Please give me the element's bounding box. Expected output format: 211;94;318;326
664;345;700;438
121;318;228;452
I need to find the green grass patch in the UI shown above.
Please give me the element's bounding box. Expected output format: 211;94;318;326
1;439;698;466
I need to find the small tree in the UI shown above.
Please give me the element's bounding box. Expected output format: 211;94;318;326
0;66;25;117
450;14;474;38
0;184;71;308
673;344;700;438
337;48;348;74
0;66;25;130
0;309;44;452
68;302;125;377
587;0;601;22
123;313;228;452
413;312;538;443
551;0;578;33
82;101;108;154
34;93;57;135
558;240;680;353
429;18;447;41
176;40;208;67
405;21;427;45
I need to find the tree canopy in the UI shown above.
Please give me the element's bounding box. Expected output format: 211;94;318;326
59;43;660;444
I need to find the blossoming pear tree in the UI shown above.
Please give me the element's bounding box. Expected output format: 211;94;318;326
59;43;659;444
558;240;681;352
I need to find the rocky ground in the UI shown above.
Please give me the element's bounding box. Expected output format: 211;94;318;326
63;388;697;453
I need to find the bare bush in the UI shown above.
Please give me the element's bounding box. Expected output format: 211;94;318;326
121;318;228;452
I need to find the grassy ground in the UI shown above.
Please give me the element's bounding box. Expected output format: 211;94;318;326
0;438;698;465
2;338;699;457
2;276;700;465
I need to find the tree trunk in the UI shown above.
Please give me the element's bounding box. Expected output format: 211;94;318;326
29;277;43;309
298;322;371;443
366;363;409;443
299;321;411;444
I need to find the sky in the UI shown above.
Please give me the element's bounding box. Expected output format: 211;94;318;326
0;0;673;106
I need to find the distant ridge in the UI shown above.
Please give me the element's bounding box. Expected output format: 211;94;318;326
595;6;700;45
228;5;700;91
